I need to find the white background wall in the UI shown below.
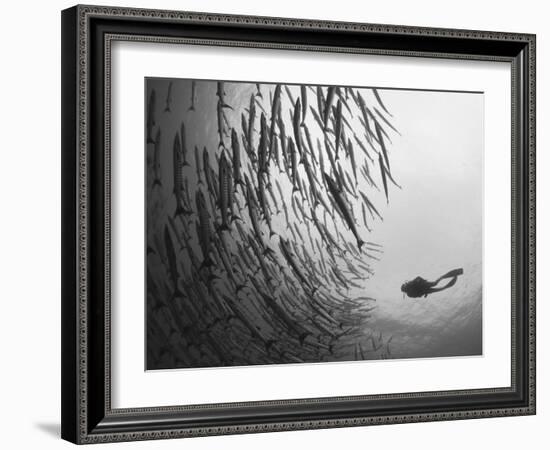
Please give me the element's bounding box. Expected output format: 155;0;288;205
0;0;545;448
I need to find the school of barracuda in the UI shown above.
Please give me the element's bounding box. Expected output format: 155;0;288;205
146;79;400;369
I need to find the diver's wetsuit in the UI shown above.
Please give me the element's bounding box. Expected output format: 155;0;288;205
401;268;463;298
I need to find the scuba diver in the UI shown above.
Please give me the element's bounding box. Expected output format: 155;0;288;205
401;268;464;298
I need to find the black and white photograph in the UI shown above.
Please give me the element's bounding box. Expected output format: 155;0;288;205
145;78;483;370
53;2;536;446
0;0;543;446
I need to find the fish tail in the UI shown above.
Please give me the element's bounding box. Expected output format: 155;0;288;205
164;107;170;113
269;230;277;238
187;105;195;112
146;136;155;144
199;257;215;271
175;202;192;217
231;214;242;223
207;272;220;284
217;223;231;233
357;239;366;252
234;183;244;194
227;314;237;324
172;283;184;299
298;332;310;346
152;178;162;188
174;203;185;217
265;340;276;352
182;160;190;167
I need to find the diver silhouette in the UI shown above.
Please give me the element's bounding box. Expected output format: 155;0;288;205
401;268;464;298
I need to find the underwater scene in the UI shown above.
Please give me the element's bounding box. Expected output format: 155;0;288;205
145;78;483;370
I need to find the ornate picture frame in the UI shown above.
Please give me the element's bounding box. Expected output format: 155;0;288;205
61;5;535;444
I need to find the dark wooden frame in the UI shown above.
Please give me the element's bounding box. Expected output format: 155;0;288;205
61;4;536;444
